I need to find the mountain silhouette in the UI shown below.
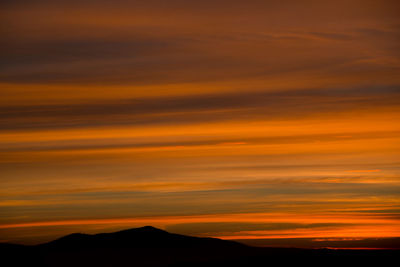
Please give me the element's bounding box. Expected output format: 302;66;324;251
41;226;245;250
1;226;398;267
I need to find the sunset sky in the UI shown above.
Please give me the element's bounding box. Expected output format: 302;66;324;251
1;0;400;248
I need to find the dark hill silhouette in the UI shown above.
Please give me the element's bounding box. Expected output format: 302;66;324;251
1;226;398;267
41;226;245;250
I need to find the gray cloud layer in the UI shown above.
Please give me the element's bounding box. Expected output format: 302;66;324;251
1;86;399;130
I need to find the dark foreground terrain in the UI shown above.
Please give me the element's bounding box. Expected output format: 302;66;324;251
1;226;398;267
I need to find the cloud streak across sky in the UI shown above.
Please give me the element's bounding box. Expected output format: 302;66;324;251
0;0;399;247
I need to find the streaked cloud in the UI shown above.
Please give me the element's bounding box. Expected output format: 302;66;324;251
1;0;399;246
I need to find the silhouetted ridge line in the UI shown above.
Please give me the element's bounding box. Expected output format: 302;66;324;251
1;227;398;267
40;226;246;250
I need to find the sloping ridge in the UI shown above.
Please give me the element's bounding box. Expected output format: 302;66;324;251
1;227;398;267
41;226;245;250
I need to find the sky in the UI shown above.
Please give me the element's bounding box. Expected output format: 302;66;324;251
1;0;400;248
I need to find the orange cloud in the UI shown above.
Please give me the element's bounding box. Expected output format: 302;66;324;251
346;169;381;173
1;0;399;246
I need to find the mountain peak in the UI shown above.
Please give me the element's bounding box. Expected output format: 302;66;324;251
115;225;168;235
138;225;163;231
